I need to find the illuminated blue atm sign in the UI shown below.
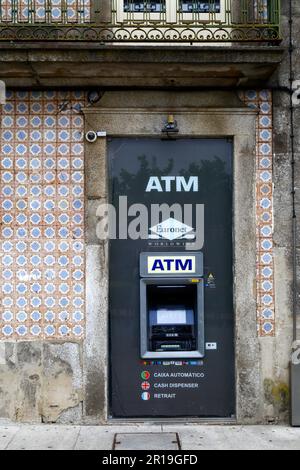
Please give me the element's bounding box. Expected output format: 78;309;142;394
140;252;203;278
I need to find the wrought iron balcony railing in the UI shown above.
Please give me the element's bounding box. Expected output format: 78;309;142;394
0;1;281;43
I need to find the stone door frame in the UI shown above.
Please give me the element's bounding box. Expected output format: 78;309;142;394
83;92;261;423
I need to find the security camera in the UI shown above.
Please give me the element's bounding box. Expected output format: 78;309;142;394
85;130;107;143
85;131;98;143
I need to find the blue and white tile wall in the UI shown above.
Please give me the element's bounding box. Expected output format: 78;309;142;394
241;89;275;337
0;89;275;341
0;91;85;340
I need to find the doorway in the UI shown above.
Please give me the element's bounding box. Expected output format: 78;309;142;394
108;138;235;419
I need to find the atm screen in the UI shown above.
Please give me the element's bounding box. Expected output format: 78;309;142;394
157;308;187;325
151;307;195;326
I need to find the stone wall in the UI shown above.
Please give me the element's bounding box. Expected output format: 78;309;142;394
290;2;300;329
0;91;89;423
0;88;270;423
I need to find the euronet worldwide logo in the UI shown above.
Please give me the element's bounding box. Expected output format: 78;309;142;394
149;218;195;241
95;175;204;251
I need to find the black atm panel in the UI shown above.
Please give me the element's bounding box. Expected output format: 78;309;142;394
109;138;235;419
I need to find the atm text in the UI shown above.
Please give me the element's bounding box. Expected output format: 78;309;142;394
146;176;198;192
151;258;193;272
154;372;204;378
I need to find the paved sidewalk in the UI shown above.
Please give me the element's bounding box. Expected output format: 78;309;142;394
0;423;299;450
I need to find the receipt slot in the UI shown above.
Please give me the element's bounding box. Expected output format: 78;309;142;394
140;252;204;359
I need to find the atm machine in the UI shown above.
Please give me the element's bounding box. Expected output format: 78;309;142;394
140;252;204;359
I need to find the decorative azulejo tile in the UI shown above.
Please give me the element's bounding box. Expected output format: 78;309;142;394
0;91;86;341
1;89;274;340
242;89;275;337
